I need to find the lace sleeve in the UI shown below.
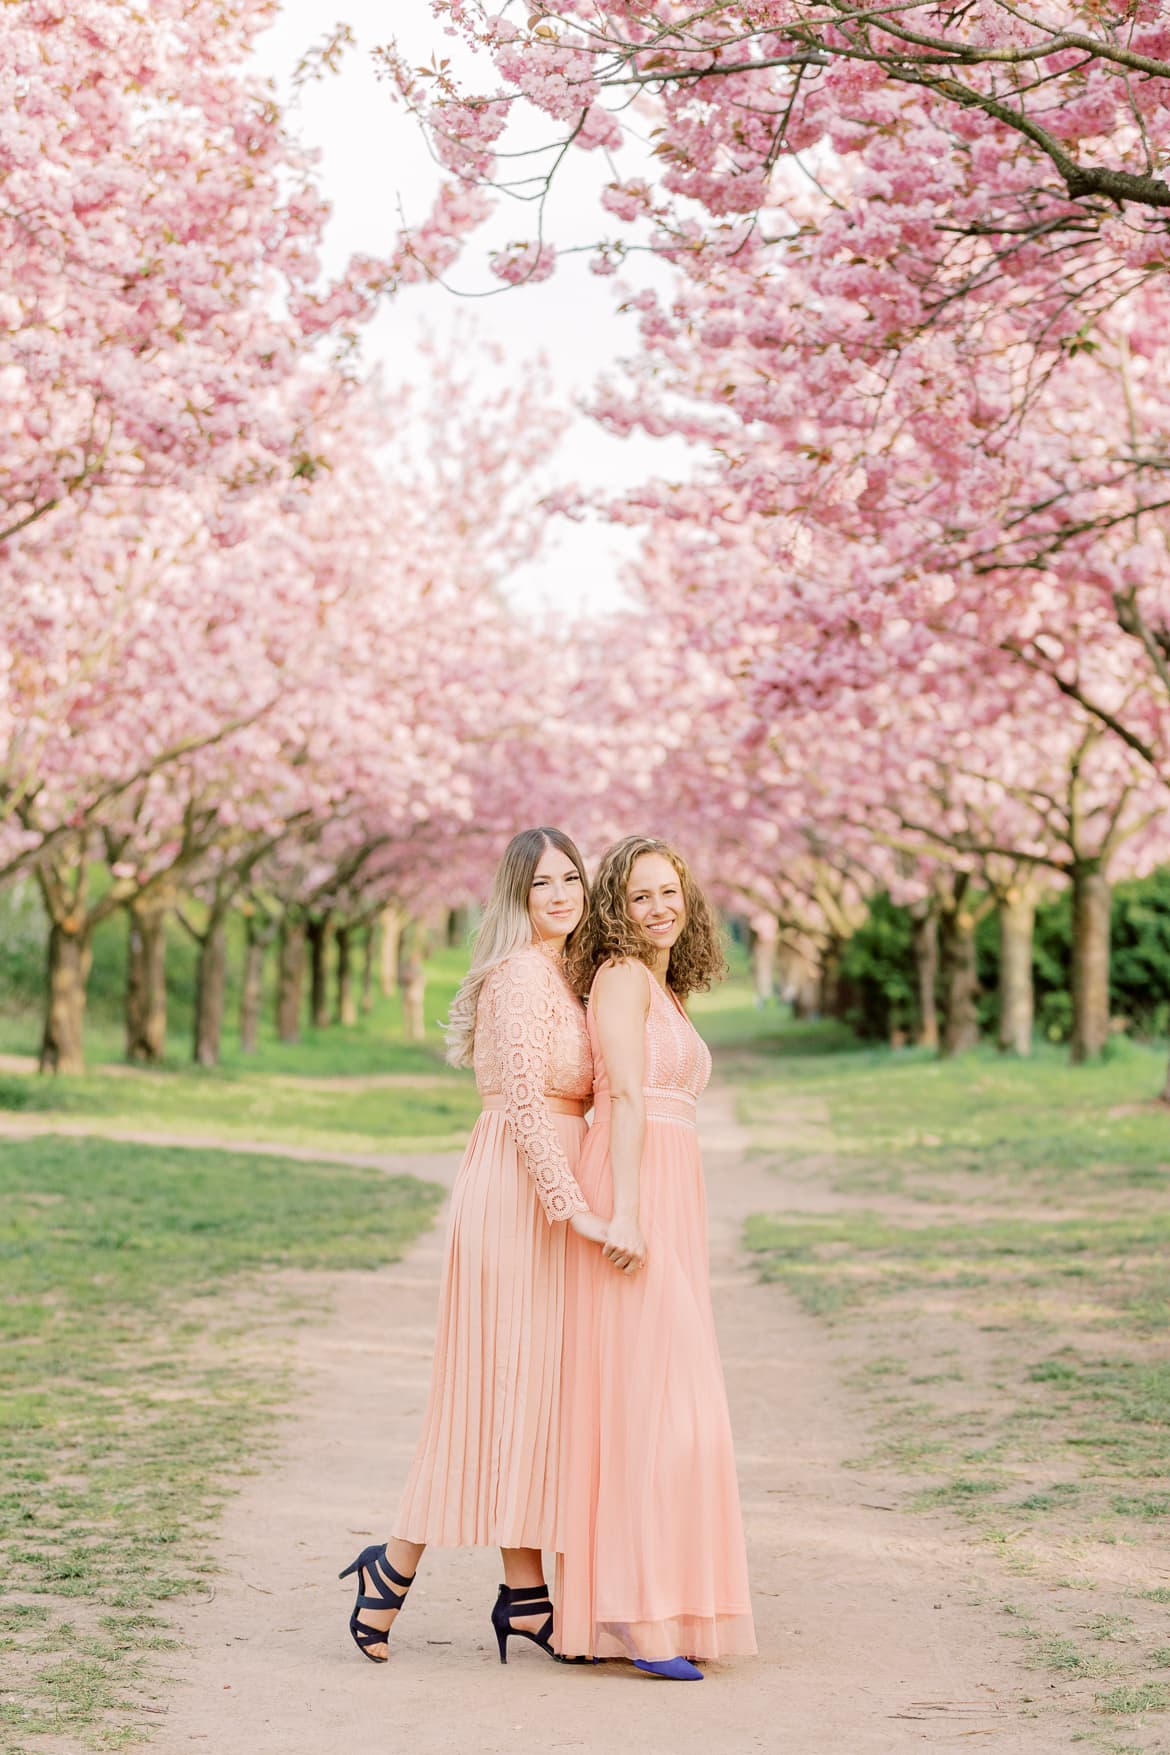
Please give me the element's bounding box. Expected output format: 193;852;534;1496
484;956;588;1224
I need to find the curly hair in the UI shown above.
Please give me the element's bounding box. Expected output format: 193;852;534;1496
565;834;725;1001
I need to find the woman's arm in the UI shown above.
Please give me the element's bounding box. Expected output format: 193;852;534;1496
591;960;650;1272
486;955;589;1224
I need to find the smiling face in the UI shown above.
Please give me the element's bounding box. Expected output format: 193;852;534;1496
626;851;687;964
528;844;585;947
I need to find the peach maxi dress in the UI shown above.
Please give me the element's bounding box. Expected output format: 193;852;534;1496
556;963;756;1661
393;945;591;1549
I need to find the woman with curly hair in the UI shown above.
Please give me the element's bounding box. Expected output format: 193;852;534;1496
555;835;756;1679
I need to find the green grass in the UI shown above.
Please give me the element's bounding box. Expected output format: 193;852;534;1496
0;1135;443;1749
0;1060;480;1153
1095;1685;1170;1716
744;1209;1170;1332
736;1029;1170;1196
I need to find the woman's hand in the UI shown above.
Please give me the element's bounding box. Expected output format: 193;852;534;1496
602;1216;647;1275
569;1209;609;1246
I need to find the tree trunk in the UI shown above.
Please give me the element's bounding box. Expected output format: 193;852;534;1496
910;903;939;1050
193;912;228;1068
125;897;168;1064
306;913;331;1030
779;943;820;1016
240;923;266;1055
335;924;357;1027
938;878;980;1057
277;916;306;1044
819;936;844;1019
398;917;426;1043
360;923;376;1015
446;904;472;948
750;924;776;1007
996;890;1035;1058
1070;862;1111;1064
40;924;91;1075
379;904;402;996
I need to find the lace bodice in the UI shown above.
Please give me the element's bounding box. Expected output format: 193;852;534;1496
474;946;592;1222
642;971;711;1099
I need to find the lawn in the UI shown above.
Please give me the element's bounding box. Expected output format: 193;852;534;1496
0;1135;444;1751
741;1023;1170;1749
0;1062;480;1154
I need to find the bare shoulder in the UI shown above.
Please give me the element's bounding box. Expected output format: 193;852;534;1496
592;957;651;1013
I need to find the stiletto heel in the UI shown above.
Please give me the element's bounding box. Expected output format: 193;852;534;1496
489;1582;557;1664
339;1542;415;1663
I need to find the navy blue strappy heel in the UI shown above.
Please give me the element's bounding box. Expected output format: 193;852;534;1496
338;1543;415;1663
490;1582;558;1663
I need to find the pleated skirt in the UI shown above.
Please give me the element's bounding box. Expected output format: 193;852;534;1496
393;1108;586;1549
555;1105;757;1660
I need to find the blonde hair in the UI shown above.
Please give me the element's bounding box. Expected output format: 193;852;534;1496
445;827;590;1068
564;834;724;1002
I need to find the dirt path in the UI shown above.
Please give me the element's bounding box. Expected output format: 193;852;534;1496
140;1087;1074;1755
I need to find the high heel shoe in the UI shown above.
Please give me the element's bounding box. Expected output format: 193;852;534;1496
634;1656;703;1680
490;1582;557;1664
338;1542;415;1663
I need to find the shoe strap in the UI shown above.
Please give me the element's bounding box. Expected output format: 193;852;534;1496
499;1583;550;1605
361;1555;415;1610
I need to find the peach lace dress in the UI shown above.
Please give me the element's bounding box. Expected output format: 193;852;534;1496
393;945;591;1549
555;963;756;1661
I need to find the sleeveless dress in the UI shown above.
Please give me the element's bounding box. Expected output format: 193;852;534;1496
555;963;756;1661
393;945;591;1549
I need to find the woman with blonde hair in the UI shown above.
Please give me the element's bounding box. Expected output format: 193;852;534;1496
340;826;614;1663
556;834;756;1679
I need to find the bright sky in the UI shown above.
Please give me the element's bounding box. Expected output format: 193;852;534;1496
251;2;691;617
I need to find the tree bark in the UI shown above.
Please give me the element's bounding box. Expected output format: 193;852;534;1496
125;897;168;1064
379;904;403;996
193;911;229;1068
277;916;306;1044
819;935;844;1019
1070;862;1111;1063
240;921;266;1055
938;877;980;1057
779;943;820;1016
335;924;357;1027
398;917;427;1042
909;902;938;1050
996;890;1035;1058
750;923;776;1007
306;912;331;1030
40;924;92;1075
360;923;376;1015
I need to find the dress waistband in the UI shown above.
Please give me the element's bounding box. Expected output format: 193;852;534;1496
480;1093;588;1119
642;1087;698;1125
